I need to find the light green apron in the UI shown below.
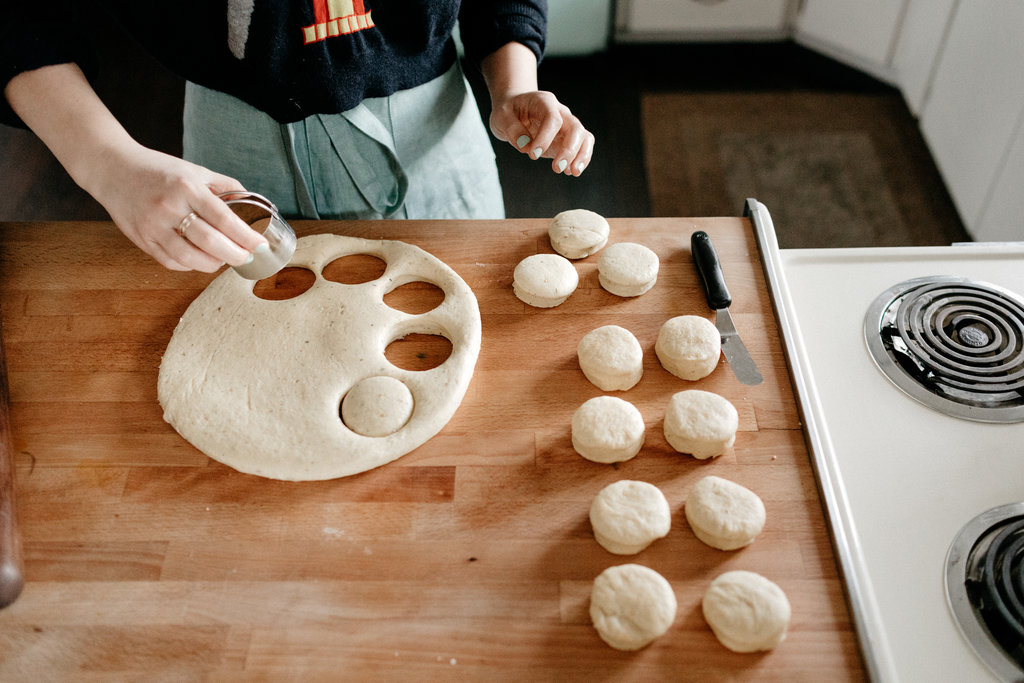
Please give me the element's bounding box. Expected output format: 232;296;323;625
182;61;505;220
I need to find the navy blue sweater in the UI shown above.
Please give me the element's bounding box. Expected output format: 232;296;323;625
0;0;546;126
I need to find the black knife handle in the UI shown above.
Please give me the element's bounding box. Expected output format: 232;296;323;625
691;231;732;310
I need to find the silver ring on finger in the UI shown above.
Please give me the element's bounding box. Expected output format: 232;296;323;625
176;211;199;240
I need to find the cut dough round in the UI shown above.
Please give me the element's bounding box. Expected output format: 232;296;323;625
571;396;646;464
590;480;671;555
655;315;721;380
590;564;677;651
663;390;738;459
685;475;766;550
548;208;610;259
702;570;791;653
513;253;579;308
158;234;481;481
597;242;659;297
341;375;415;437
577;325;644;391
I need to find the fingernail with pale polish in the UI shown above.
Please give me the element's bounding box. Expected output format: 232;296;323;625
532;147;543;159
516;134;531;149
557;159;568;173
243;253;255;265
255;242;270;254
575;162;586;173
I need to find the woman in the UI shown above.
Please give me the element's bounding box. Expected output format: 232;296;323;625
1;1;594;272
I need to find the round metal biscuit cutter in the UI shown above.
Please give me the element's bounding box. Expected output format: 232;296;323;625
219;191;297;281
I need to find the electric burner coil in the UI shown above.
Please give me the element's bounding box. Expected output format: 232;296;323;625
947;503;1024;681
865;276;1024;423
965;519;1024;667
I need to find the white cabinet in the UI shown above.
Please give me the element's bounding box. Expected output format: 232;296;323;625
891;0;957;116
918;2;1024;240
765;0;1024;241
616;0;792;42
974;112;1024;242
605;0;1024;241
792;0;908;84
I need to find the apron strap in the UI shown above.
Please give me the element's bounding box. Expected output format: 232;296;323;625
279;123;320;219
278;103;410;219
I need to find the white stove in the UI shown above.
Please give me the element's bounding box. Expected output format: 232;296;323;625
748;201;1024;682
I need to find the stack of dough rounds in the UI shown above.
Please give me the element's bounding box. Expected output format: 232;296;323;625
597;242;659;297
548;208;610;259
663;390;738;459
655;315;721;380
513;253;578;308
590;564;677;651
685;476;766;550
702;570;791;653
589;480;672;555
577;325;644;391
571;396;645;464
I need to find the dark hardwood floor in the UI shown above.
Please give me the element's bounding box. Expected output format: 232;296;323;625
0;28;967;245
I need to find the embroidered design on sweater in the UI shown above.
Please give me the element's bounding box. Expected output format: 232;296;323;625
302;0;375;44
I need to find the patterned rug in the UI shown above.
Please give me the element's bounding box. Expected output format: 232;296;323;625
640;92;968;248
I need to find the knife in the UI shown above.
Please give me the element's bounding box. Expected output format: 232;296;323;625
690;231;764;386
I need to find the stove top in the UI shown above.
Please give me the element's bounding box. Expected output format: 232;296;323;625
748;200;1024;683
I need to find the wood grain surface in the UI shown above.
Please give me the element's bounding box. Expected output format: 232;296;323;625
0;306;25;608
0;217;864;680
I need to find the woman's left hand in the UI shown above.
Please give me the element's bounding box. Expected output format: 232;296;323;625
489;90;595;177
481;42;595;177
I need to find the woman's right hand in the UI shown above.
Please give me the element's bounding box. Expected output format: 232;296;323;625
5;63;266;272
85;142;267;272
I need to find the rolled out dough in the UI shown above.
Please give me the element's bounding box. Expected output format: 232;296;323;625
158;234;481;481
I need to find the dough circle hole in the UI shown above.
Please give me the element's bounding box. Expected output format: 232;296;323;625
340;375;415;437
384;281;446;314
252;266;316;300
385;333;453;371
323;254;387;285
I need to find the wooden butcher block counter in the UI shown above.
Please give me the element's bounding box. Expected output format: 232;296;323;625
0;217;864;680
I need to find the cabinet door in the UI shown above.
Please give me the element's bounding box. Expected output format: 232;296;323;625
891;0;957;115
617;0;791;41
793;0;908;83
975;116;1024;242
920;2;1024;233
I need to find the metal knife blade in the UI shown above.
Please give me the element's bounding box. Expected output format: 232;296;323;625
690;230;764;386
